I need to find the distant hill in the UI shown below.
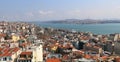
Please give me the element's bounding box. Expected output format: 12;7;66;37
43;19;120;24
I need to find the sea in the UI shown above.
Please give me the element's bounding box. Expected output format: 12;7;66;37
35;23;120;35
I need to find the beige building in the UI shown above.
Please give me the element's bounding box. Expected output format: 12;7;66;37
32;40;43;62
0;47;21;62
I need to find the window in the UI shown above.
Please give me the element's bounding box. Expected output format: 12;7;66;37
18;61;23;62
3;57;7;61
27;60;31;62
9;57;12;60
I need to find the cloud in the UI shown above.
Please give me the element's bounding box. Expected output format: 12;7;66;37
1;8;120;21
68;10;81;15
39;10;54;16
67;10;81;18
20;10;55;21
65;8;120;19
26;12;34;17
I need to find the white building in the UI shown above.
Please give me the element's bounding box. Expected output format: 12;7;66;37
32;40;43;62
26;40;43;62
0;47;21;62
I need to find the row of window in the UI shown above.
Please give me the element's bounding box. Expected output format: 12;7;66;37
18;60;31;62
0;57;12;61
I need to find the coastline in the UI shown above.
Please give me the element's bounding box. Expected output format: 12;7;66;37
35;22;120;35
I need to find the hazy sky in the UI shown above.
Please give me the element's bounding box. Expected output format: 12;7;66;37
1;0;120;21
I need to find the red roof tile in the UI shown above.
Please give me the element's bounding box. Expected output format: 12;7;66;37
46;58;61;62
20;51;32;55
0;33;6;37
84;54;91;59
0;47;20;57
101;56;108;60
115;57;120;62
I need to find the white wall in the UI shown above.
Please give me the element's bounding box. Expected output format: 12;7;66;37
33;44;43;62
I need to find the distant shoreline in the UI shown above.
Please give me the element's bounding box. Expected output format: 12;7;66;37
35;22;120;35
32;19;119;24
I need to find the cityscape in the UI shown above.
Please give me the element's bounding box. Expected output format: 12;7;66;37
1;0;120;62
0;21;120;62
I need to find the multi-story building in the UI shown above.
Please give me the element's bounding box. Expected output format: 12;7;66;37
0;47;21;62
17;51;33;62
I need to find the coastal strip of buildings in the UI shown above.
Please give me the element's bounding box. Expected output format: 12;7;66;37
1;21;120;62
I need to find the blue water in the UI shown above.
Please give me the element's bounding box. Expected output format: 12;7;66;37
36;23;120;34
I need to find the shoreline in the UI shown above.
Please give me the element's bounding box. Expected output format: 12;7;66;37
36;23;120;35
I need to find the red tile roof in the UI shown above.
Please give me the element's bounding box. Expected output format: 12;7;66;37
84;54;91;59
46;58;61;62
0;33;6;37
62;55;69;60
0;47;20;57
20;51;32;55
115;57;120;62
101;56;108;60
0;48;3;51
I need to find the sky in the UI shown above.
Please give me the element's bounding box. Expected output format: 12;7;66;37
1;0;120;21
